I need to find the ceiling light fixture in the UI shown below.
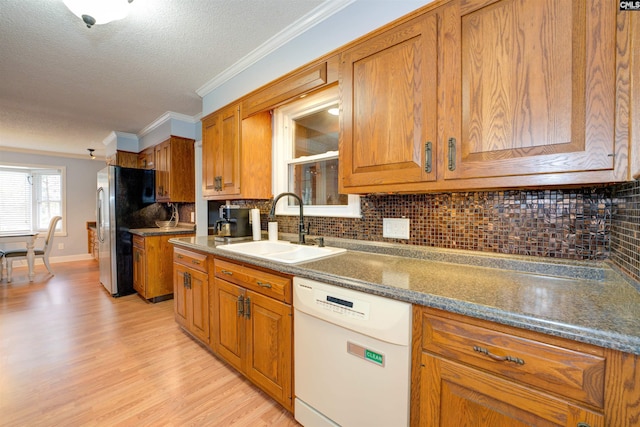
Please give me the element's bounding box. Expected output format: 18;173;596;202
63;0;134;28
88;148;96;159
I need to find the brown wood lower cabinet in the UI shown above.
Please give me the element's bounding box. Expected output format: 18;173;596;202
173;247;210;343
413;307;639;427
212;258;293;412
134;233;194;302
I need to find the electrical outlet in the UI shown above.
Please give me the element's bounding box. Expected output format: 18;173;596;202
57;243;64;250
383;218;410;239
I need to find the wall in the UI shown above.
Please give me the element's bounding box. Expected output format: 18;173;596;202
0;150;106;261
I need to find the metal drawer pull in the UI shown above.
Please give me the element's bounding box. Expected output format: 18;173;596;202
191;259;200;265
221;270;233;275
473;345;525;365
177;254;184;259
257;281;272;288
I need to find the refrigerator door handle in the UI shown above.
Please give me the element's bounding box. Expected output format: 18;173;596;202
97;187;105;243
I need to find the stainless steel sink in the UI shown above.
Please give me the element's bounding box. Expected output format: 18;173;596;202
216;240;346;264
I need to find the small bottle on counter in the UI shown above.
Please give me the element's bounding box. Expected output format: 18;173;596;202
251;209;261;241
268;222;278;241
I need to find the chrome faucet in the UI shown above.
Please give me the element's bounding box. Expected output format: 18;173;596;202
268;192;308;244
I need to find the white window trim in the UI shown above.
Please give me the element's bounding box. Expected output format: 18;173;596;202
0;162;67;236
272;89;361;218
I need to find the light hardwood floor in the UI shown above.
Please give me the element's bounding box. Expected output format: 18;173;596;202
0;260;300;426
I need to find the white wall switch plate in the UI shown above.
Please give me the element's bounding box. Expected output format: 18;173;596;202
383;218;410;239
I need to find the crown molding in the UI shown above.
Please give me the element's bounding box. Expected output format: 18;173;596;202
196;0;355;97
102;131;138;147
138;111;200;138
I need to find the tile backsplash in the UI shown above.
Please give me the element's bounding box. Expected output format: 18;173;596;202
611;181;640;282
233;181;640;281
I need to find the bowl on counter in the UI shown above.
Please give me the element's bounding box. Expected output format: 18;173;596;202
155;220;177;229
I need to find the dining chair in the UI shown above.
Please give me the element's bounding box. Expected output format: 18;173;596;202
5;216;62;282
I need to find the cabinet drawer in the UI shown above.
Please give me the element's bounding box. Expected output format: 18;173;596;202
422;312;605;409
174;248;208;273
133;235;145;249
214;258;249;284
243;267;291;303
214;258;292;303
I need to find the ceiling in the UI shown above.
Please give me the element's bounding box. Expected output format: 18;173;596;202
0;0;337;159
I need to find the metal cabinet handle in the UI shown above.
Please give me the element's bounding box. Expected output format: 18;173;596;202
424;141;432;173
183;272;191;289
237;295;244;317
221;270;233;275
244;296;251;319
448;137;456;171
473;345;524;365
257;281;272;289
577;423;591;427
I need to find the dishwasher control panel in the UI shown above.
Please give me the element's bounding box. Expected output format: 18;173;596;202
293;277;412;346
314;289;370;320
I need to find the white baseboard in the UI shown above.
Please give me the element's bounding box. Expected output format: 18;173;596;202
6;254;95;268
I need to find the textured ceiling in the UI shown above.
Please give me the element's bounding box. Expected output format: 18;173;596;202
0;0;332;158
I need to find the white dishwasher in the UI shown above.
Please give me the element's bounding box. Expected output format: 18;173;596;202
293;277;412;427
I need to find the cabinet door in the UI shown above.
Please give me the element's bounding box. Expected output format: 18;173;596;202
340;12;438;191
166;137;195;202
420;353;603;427
201;104;241;198
189;268;209;343
173;263;189;328
137;147;155;170
441;0;620;184
244;290;293;411
155;141;171;201
132;246;146;297
212;278;244;371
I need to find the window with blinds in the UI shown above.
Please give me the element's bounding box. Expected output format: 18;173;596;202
0;165;65;233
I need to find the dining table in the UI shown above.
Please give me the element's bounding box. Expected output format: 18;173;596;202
0;231;39;281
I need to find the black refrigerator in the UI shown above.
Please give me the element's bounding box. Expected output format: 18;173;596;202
96;166;156;296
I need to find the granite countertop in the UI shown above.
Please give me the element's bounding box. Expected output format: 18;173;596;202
130;224;195;237
169;234;640;355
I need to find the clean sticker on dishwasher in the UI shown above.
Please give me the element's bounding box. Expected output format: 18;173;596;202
347;341;385;367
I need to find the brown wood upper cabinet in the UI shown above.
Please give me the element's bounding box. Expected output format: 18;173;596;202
137;146;155;170
106;150;138;168
440;0;623;187
241;57;337;119
340;0;630;193
155;136;195;203
202;104;272;200
340;13;438;190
